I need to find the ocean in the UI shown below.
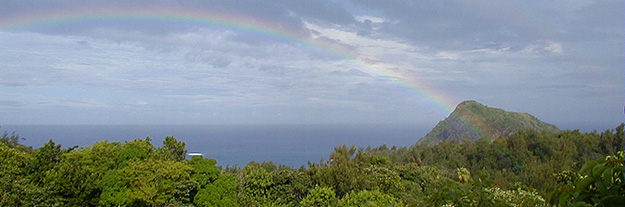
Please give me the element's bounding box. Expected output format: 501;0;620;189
1;124;429;167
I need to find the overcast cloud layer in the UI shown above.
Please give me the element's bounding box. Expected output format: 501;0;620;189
0;0;622;130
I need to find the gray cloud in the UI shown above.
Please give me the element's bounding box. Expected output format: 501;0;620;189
0;0;330;41
0;100;26;107
0;0;621;127
349;0;622;54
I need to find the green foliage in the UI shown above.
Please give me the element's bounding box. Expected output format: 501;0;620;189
99;159;194;206
0;141;61;206
268;169;313;205
311;161;360;197
194;173;239;207
300;185;336;207
116;137;154;166
483;186;547;207
551;151;625;206
0;142;31;179
422;174;485;207
1;126;32;152
419;100;558;145
309;145;405;199
329;145;357;164
368;124;625;197
360;165;404;193
238;163;275;206
0;142;32;206
598;124;625;156
3;123;622;207
39;137;198;206
337;189;403;207
28;140;73;183
457;167;472;183
190;156;221;187
46;141;123;206
155;136;187;161
189;155;240;206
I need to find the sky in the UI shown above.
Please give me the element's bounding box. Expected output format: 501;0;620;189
0;0;622;130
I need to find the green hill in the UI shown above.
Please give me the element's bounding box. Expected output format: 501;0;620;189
417;100;558;145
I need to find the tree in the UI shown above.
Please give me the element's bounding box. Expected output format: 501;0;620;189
337;190;403;207
116;137;154;166
28;139;74;183
194;173;239;207
99;159;195;206
45;141;123;206
0;127;31;152
0;142;31;205
268;169;313;205
154;136;187;161
189;156;221;187
551;151;625;206
329;145;356;165
238;163;274;206
599;124;624;155
300;185;336;207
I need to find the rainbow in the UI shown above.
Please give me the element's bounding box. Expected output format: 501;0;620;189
0;6;459;115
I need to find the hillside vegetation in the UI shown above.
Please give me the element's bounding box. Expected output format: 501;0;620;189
418;100;559;145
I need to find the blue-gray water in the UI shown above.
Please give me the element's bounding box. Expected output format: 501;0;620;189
1;124;428;167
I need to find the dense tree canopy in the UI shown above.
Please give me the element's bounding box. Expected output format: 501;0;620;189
0;124;623;206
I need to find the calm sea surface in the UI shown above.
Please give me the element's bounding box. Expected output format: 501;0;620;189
2;124;428;167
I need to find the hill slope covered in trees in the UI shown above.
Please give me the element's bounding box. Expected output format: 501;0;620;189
418;100;559;145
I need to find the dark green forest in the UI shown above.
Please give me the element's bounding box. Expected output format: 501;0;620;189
1;124;624;206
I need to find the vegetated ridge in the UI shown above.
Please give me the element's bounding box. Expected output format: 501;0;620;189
418;100;559;145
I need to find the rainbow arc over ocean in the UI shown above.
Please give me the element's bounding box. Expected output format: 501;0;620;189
0;6;460;116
